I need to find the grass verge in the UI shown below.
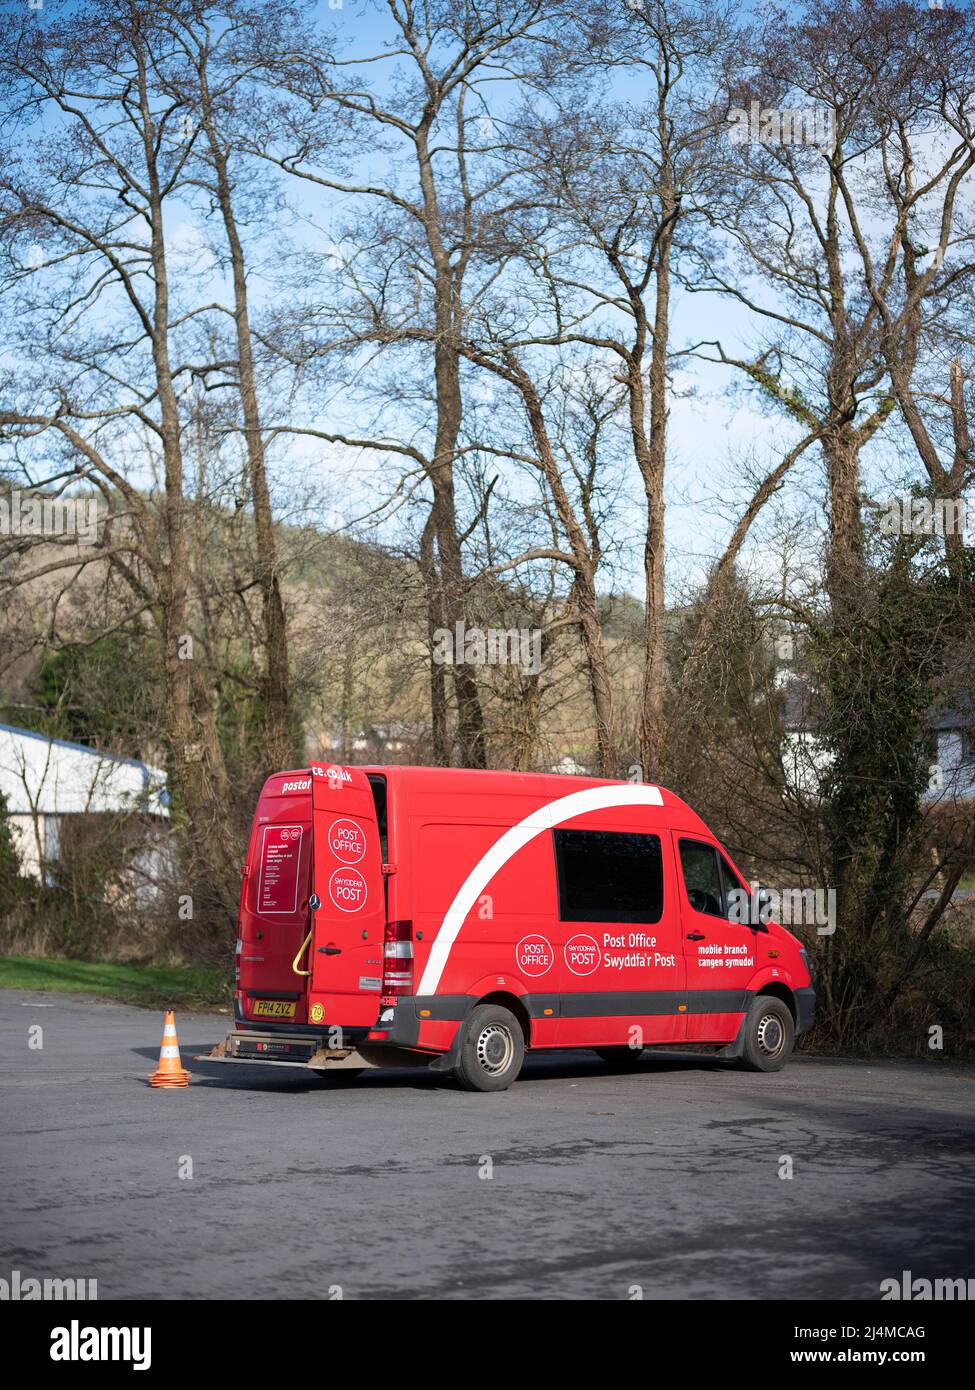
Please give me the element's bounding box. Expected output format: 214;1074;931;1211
0;955;230;1011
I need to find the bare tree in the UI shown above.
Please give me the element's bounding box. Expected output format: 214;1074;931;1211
689;0;975;1036
502;0;738;774
0;0;239;916
456;343;621;774
150;0;302;767
248;0;588;767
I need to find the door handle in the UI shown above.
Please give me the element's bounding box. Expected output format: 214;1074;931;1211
291;928;312;977
686;932;706;941
318;945;342;956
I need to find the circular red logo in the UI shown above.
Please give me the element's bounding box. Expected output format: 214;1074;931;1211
328;817;366;865
329;867;368;913
516;934;554;978
564;933;600;976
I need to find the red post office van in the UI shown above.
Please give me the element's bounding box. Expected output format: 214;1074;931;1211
216;763;815;1091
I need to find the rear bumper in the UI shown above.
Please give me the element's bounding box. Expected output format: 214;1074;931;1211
233;997;373;1041
231;997;449;1054
795;986;816;1035
224;1030;354;1064
381;995;474;1048
199;1030;430;1074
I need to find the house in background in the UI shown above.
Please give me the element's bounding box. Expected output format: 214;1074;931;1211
778;669;831;798
775;667;975;806
311;720;424;764
549;753;590;776
0;723;169;890
928;704;975;802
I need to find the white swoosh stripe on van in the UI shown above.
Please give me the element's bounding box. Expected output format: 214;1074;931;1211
417;783;665;996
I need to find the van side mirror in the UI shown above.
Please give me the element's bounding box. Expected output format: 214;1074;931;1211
751;886;773;931
726;886;773;931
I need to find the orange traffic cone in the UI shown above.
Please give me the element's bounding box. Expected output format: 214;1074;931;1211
150;1009;190;1088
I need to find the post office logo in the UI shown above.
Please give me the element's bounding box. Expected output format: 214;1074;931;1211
564;933;600;976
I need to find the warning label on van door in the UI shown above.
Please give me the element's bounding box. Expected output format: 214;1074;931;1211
329;867;368;912
258;825;303;914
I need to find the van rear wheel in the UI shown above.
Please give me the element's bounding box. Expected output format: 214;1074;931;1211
453;1004;525;1092
738;995;795;1072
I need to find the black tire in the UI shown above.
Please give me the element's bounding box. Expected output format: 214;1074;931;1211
737;995;795;1072
594;1046;645;1067
453;1004;525;1092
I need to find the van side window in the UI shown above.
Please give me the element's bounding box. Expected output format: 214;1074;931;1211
553;829;663;924
719;855;748;921
678;840;724;917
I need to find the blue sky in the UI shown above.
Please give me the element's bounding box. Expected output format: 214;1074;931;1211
1;0;938;602
260;0;843;598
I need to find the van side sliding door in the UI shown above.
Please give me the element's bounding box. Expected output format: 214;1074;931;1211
552;825;685;1048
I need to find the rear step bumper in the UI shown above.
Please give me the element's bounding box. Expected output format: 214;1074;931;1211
197;1031;429;1072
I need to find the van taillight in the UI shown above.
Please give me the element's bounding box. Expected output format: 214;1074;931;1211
381;920;414;1004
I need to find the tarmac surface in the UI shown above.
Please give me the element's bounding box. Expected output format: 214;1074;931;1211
1;989;973;1300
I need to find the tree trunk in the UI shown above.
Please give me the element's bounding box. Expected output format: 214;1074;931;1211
512;357;615;775
417;120;486;768
419;507;449;765
137;48;235;920
629;219;673;780
201;76;293;772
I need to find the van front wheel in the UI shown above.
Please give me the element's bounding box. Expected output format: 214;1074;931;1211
738;995;795;1072
453;1004;525;1092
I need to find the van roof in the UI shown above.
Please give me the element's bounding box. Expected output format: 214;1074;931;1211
259;762;714;840
356;763;710;834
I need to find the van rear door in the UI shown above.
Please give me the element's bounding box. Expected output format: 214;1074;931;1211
238;772;314;1025
308;763;387;1029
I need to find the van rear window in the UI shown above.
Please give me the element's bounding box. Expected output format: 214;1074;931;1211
553;829;663;924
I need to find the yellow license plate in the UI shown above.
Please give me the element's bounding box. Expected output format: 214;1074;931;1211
251;999;296;1019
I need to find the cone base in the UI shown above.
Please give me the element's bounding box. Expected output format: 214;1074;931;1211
150;1070;190;1088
